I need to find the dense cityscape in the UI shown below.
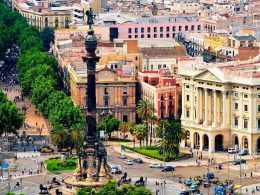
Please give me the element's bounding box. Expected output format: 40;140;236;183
0;0;259;194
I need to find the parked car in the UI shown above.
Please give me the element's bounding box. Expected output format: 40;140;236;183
239;149;249;156
124;160;134;165
204;180;210;187
206;172;215;179
162;166;174;172
189;184;199;193
194;176;202;182
212;177;220;184
179;191;190;195
38;146;54;153
133;158;143;163
184;179;193;186
111;165;122;174
118;154;128;159
228;147;238;154
149;163;162;168
232;159;246;165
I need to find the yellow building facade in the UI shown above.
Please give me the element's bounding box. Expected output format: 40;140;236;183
180;63;260;154
13;0;72;30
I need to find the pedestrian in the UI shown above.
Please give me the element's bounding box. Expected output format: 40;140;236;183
251;172;253;178
245;173;247;178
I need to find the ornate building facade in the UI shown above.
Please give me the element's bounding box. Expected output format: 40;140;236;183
180;56;260;154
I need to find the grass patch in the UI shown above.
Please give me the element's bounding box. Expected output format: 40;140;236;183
130;146;187;162
44;155;77;172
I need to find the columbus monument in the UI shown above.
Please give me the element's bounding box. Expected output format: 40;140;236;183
62;8;111;194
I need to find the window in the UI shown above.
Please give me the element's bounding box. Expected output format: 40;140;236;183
104;97;109;106
185;26;188;31
172;33;175;38
147;27;151;33
154;27;157;32
244;105;248;112
151;64;153;70
258;119;260;129
158;64;161;69
160;27;163;32
160;34;163;38
234;117;238;127
128;28;132;33
186;95;190;101
244;94;248;98
135;35;138;38
147;34;151;38
185;85;190;89
123;97;128;106
45;17;48;28
244;118;248;129
135;28;138;33
55;17;59;28
186;108;190;118
141;34;144;38
172;26;176;31
123;115;128;122
104;88;108;95
233;92;239;97
128;35;131;38
160;102;164;109
141;27;144;33
234;103;238;110
198;25;201;31
191;25;194;31
257;94;260;98
65;17;69;28
179;26;182;31
123;87;127;94
166;26;169;32
166;33;169;38
154;34;157;38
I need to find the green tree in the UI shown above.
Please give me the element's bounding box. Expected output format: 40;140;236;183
40;27;54;51
50;125;69;149
97;114;120;139
19;64;57;96
76;187;93;195
133;124;147;148
118;122;131;140
156;119;186;160
19;36;43;53
0;91;24;135
128;122;136;148
136;100;154;146
30;76;56;106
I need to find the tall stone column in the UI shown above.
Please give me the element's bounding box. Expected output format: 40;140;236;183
191;85;194;120
213;90;217;127
181;83;185;120
240;92;243;130
222;91;226;127
204;89;208;125
196;87;200;124
249;94;253;132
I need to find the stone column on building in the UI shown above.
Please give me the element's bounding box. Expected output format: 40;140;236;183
252;94;256;131
203;89;208;125
249;94;254;132
191;85;194;121
222;91;226;127
181;83;185;120
213;89;217;127
196;87;200;124
208;134;215;153
240;92;243;130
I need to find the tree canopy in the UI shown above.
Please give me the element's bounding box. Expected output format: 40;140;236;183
97;114;120;138
0;90;24;135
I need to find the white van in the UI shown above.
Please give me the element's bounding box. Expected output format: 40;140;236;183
228;147;238;154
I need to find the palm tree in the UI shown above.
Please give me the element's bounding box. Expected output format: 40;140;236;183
70;128;85;153
133;124;147;148
118;122;130;140
128;122;136;148
51;126;69;150
136;100;154;146
149;115;157;146
156;119;186;160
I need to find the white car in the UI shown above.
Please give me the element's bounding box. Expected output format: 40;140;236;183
111;165;122;174
228;147;238;154
124;160;134;165
118;154;128;159
149;163;162;168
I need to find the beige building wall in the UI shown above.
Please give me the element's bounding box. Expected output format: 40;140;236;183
180;68;260;154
